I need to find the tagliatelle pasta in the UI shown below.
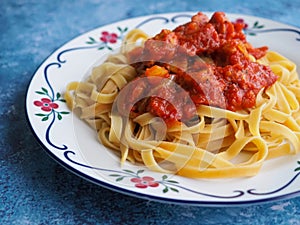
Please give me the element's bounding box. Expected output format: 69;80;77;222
65;12;300;178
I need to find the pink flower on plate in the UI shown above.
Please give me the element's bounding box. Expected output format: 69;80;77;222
100;31;118;44
34;98;59;112
234;18;248;29
130;176;159;189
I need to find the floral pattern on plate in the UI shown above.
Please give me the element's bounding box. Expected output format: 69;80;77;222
26;12;300;206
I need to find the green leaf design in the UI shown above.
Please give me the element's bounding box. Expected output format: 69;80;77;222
57;114;62;120
294;167;300;172
170;187;179;193
107;46;113;51
35;113;46;117
89;37;96;42
59;99;66;103
116;177;124;182
42;117;49;121
56;92;61;99
163;187;169;193
35;91;46;95
117;27;122;32
137;170;144;175
42;87;48;94
123;169;135;174
294;161;300;172
162;175;168;180
98;46;105;50
256;25;264;29
165;180;179;184
86;37;96;44
109;174;121;177
60;111;70;115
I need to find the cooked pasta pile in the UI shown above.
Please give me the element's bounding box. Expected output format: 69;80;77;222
65;13;300;178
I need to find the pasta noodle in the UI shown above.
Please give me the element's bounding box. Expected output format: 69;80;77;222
65;13;300;178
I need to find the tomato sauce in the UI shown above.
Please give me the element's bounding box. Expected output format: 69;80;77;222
123;12;278;126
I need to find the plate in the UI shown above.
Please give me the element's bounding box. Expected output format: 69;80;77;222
26;12;300;206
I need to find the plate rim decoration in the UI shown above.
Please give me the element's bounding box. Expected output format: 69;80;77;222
25;11;300;206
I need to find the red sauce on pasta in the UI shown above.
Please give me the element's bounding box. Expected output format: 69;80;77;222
124;12;278;126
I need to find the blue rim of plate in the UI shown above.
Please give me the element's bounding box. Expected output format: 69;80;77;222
25;12;300;206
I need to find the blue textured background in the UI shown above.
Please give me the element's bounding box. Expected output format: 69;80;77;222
1;0;300;224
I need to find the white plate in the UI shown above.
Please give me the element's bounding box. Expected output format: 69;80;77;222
26;12;300;206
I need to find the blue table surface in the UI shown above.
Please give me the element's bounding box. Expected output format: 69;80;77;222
1;0;300;224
